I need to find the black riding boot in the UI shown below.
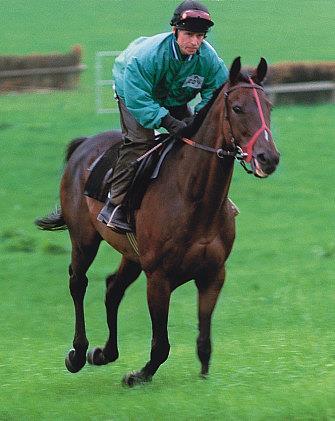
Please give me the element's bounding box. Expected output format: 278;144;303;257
97;135;153;233
97;201;132;233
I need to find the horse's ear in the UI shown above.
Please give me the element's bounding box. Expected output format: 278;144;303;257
229;56;241;83
252;57;268;84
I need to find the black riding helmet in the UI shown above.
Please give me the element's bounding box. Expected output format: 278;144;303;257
170;0;214;33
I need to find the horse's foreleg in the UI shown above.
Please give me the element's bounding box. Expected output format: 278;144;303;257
65;238;100;373
87;257;142;366
123;273;171;387
195;271;225;377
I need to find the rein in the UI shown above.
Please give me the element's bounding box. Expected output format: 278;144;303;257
182;136;252;174
181;136;246;159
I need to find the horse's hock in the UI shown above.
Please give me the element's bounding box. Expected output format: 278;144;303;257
0;46;86;93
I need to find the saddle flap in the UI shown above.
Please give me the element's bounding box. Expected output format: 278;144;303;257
84;140;122;202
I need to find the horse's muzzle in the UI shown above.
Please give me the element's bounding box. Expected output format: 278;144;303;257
251;151;280;178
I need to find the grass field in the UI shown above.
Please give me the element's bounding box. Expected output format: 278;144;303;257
0;1;334;420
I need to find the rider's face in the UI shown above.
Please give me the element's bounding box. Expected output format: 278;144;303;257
173;29;205;55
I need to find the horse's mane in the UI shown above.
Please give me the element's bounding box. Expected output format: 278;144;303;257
181;84;224;138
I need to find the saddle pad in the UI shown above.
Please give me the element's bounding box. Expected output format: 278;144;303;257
84;140;122;202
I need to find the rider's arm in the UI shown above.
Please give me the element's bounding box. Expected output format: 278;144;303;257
123;57;169;130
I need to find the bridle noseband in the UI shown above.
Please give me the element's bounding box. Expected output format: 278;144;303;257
182;78;272;174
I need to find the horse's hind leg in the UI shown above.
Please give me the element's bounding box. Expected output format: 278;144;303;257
65;235;101;373
87;257;142;366
195;270;225;377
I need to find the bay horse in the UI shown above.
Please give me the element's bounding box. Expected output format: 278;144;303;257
35;57;280;386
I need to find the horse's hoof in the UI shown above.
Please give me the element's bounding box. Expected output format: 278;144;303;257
87;347;110;366
200;367;209;379
65;349;86;373
122;370;152;387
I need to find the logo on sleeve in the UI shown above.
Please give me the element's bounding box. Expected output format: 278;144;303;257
182;75;204;89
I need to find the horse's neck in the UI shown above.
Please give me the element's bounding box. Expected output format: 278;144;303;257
179;90;234;214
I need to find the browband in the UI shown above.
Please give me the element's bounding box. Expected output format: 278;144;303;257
225;83;264;96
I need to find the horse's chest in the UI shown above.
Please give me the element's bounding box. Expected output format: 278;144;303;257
187;240;226;270
158;237;226;279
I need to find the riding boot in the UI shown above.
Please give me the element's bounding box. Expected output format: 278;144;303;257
97;136;152;233
97;201;132;233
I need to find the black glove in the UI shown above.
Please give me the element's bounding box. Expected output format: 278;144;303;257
182;116;194;126
161;114;187;135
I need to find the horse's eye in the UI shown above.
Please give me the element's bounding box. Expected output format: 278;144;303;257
232;106;243;114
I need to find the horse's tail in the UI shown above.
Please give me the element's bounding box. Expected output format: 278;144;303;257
35;136;89;231
35;206;67;231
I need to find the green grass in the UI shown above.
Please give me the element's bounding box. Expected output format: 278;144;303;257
0;1;335;420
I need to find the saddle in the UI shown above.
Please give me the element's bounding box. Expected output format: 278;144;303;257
84;134;176;211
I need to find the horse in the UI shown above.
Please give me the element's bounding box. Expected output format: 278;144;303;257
35;57;280;386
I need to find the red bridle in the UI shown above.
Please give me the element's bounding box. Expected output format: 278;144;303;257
136;80;272;175
179;79;272;173
225;78;272;163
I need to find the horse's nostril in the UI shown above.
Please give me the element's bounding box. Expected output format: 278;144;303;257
257;153;267;164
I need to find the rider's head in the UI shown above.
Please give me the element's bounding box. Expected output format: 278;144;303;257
170;0;214;34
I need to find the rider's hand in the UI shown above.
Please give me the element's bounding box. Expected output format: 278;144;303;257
182;116;194;126
161;114;187;135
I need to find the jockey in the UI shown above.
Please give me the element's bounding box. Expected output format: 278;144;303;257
98;0;229;233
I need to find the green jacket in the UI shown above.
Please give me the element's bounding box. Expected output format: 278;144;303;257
113;32;228;129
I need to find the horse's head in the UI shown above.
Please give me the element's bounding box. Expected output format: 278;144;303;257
225;57;280;177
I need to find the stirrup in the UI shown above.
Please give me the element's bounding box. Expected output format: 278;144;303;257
98;203;132;233
106;205;132;233
97;201;115;224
